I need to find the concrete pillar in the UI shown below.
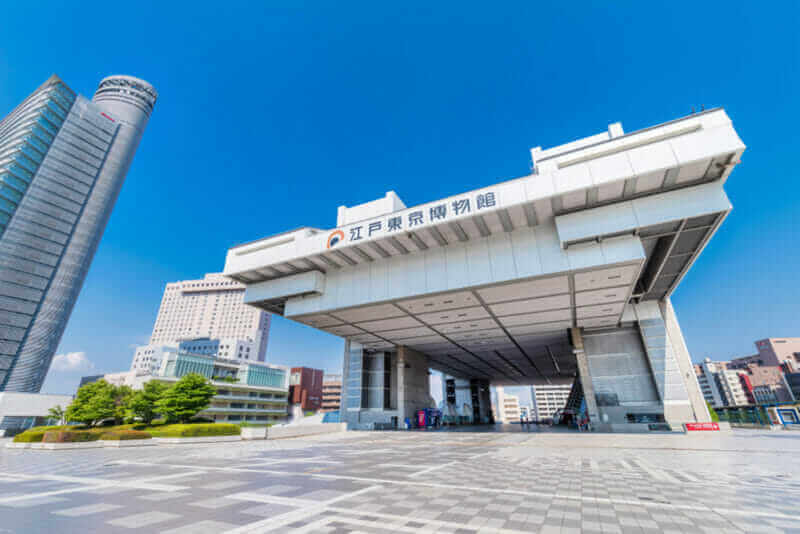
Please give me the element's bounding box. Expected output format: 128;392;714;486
661;298;711;423
571;327;600;424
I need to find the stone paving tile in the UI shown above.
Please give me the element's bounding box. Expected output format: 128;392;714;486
0;430;799;533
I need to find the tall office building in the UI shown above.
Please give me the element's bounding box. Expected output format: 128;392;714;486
0;74;157;393
148;273;271;361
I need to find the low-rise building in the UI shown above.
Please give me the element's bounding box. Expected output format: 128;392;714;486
740;364;795;403
0;392;73;435
288;367;324;418
107;352;289;424
322;374;342;412
531;384;572;421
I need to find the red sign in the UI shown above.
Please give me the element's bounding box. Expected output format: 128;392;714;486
686;422;719;431
100;112;115;122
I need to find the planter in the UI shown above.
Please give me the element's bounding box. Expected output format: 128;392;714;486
5;442;32;449
241;427;267;440
33;441;104;450
153;435;242;445
100;439;156;448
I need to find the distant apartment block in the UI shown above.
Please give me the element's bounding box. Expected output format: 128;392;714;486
148;273;271;361
531;383;571;421
502;394;521;422
322;374;342;412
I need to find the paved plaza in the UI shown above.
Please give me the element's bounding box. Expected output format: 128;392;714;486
1;428;799;533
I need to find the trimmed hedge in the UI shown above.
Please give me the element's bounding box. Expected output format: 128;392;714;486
12;425;72;443
42;430;103;443
99;430;152;441
147;423;241;438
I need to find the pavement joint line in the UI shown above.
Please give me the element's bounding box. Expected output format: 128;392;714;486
0;471;189;496
106;459;799;521
323;505;532;534
221;485;382;534
225;492;318;507
130;470;207;484
409;461;458;477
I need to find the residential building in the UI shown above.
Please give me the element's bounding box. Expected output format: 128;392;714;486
715;369;750;407
785;373;800;401
693;359;749;407
107;351;289;424
0;74;157;398
531;383;572;421
148;273;271;361
502;394;521;422
738;363;795;404
288;367;324;416
321;374;342;412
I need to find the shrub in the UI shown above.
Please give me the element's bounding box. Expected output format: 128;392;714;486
12;425;73;443
99;430;152;441
147;423;240;438
42;430;103;443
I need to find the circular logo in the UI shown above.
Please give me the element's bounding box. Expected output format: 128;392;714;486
327;230;345;249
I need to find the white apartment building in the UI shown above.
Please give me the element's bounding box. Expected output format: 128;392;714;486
531;384;571;421
130;345;177;374
718;369;749;407
148;273;271;361
694;358;749;408
502;394;521;422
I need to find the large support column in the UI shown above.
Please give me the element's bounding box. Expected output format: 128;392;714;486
570;327;600;425
661;298;711;423
396;346;433;423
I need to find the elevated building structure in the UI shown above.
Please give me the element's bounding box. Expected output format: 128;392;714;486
224;109;745;431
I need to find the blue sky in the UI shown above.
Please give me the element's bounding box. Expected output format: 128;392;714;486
1;2;797;399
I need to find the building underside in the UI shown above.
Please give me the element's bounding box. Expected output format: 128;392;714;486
224;109;745;431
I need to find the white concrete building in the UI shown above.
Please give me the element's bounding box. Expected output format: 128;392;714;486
531;383;572;421
223;109;744;431
502;394;521;422
130;345;177;374
148;273;271;361
0;392;72;435
694;358;749;408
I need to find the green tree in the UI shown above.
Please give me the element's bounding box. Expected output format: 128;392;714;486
156;373;216;423
128;380;168;424
706;401;720;422
47;404;65;425
112;385;134;425
65;380;116;426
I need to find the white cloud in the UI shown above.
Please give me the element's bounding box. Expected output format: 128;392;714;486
51;351;95;372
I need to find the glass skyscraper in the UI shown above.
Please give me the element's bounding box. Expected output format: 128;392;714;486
0;74;156;394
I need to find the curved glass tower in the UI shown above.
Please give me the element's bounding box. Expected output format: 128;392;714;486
0;74;156;395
